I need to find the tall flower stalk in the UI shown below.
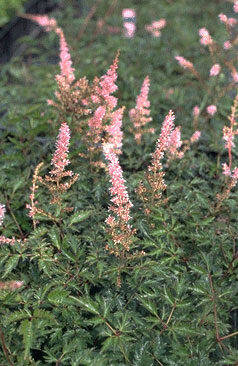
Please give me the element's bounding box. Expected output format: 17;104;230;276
129;76;154;144
136;110;175;215
103;143;136;258
27;123;78;225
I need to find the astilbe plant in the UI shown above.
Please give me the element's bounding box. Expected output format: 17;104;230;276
136;110;175;215
129;76;154;144
26;122;78;225
1;4;238;365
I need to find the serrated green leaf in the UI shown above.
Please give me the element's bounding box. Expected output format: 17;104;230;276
69;296;100;315
69;210;92;226
48;289;70;306
19;319;33;360
2;255;20;278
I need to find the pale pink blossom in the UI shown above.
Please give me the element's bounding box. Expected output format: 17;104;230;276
106;107;124;151
55;28;75;85
145;19;166;37
88;106;106;131
129;76;153;143
223;126;235;150
234;0;238;13
151;19;166;29
199;27;213;46
50;123;71;175
222;163;231;176
122;9;136;18
175;56;194;70
210;64;221;76
193;105;200;117
0;204;5;226
231;70;238;83
224;40;232;50
150;110;175;170
219;13;228;23
228;17;237;26
190;130;201;143
25;14;57;31
97;55;119;109
207;105;217;116
123;22;136;38
103;144;132;223
167;126;184;159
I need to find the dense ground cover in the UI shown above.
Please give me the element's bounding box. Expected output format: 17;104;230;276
1;0;238;364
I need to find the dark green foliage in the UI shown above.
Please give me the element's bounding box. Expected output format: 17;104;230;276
1;0;238;365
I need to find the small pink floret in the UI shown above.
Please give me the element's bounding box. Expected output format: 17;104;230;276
123;22;136;38
193;105;200;117
175;56;193;70
199;27;213;46
190;131;201;143
210;64;221;77
122;9;136;18
224;40;232;50
222;163;231;176
207;105;217;116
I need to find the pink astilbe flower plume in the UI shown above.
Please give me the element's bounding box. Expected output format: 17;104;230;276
234;1;238;13
129;76;153;144
27;123;79;223
96;52;119;110
103;144;136;258
217;95;238;209
166;126;184;160
55;28;75;85
136;110;175;214
50;123;71;176
25;14;75;86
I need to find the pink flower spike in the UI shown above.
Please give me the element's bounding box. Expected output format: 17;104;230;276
50;123;71;175
123;22;136;38
207;105;217;116
25;14;57;31
190;130;201;143
199;27;213;46
193;105;200;117
122;9;136;18
55;28;75;85
157;110;176;154
210;64;221;76
175;56;193;70
224;40;232;50
103;143;133;223
98;54;119;109
234;0;238;13
0;204;5;226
